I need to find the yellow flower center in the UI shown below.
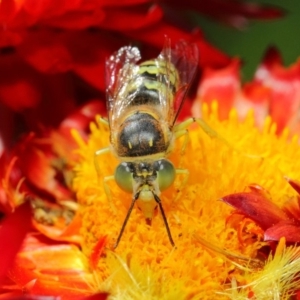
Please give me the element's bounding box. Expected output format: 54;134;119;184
72;102;300;299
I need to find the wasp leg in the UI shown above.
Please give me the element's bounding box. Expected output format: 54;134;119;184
174;129;189;155
175;117;262;159
94;147;117;214
173;118;194;155
94;147;111;182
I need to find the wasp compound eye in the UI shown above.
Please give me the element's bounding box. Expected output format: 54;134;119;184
115;162;134;193
153;159;176;191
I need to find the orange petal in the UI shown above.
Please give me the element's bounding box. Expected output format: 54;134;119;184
90;236;107;270
32;212;82;244
10;234;97;299
194;58;240;119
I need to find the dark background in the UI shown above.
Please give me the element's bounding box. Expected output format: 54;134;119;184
193;0;300;80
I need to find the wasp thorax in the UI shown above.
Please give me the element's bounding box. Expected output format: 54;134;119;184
116;112;167;157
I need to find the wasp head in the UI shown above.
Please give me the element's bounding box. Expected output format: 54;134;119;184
114;159;175;220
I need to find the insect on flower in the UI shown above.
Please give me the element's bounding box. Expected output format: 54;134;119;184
96;38;217;248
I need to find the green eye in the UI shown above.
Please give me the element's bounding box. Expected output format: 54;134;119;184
154;159;175;191
115;163;134;193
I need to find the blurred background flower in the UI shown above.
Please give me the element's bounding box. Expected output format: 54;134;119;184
0;0;286;154
1;0;300;299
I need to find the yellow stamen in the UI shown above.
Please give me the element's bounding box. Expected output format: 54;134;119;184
72;103;300;299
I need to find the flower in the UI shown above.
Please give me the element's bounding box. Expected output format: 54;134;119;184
0;102;109;299
193;47;300;135
0;2;293;298
71;102;300;299
222;178;300;244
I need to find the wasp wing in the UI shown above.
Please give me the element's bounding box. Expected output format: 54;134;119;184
105;45;141;127
158;39;199;126
106;40;198;131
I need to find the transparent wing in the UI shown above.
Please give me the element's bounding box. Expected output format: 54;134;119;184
106;39;198;131
158;39;199;126
105;45;141;127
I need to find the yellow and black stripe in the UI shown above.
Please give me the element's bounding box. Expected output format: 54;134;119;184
114;59;179;158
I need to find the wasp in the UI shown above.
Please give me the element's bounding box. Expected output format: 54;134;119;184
96;39;201;248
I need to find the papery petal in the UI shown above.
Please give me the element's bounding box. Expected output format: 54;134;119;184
265;221;300;242
0;201;31;284
254;47;300;133
19;140;71;200
32;213;82;244
237;81;270;127
10;234;97;299
193;58;240;119
221;192;289;230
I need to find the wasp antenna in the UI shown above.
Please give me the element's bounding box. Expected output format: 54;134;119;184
114;192;140;249
153;193;175;247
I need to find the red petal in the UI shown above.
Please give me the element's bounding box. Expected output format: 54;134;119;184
0;201;32;284
265;221;300;242
254;47;300;133
286;177;300;195
82;293;109;300
90;236;107;270
19;142;71;200
221;192;289;230
238;82;270;128
193;58;240;119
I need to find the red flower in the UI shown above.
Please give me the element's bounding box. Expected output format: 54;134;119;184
0;101;109;299
193;47;300;134
222;180;300;244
